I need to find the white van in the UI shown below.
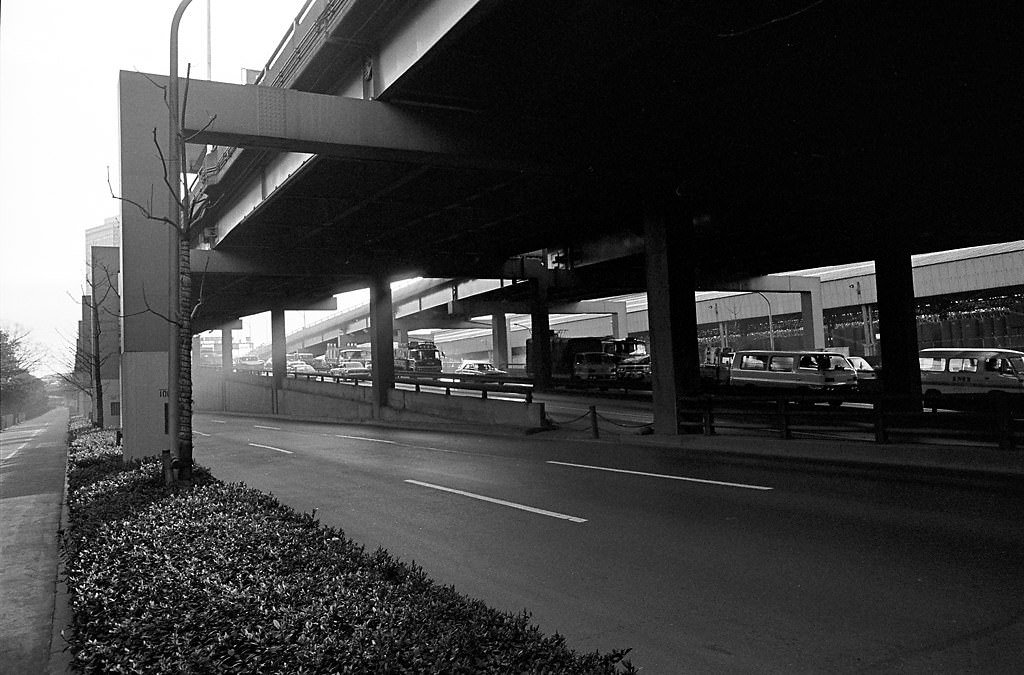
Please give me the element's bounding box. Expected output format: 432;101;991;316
728;350;859;395
919;348;1024;399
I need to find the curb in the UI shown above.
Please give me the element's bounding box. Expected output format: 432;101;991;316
47;438;73;674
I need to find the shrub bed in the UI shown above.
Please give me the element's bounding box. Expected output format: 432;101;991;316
64;429;635;674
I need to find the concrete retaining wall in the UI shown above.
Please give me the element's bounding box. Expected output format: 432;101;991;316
193;371;545;431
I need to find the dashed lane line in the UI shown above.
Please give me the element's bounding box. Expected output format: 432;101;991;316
194;431;211;437
254;425;281;430
404;480;588;523
210;420;227;424
248;443;293;455
336;434;398;445
546;461;774;491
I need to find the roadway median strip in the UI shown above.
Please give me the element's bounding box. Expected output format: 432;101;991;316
248;442;293;455
404;480;588;523
546;461;774;491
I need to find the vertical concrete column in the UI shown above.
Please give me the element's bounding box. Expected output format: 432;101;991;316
610;305;628;339
271;308;287;395
799;289;826;349
220;327;233;410
220;328;233;371
119;72;173;460
369;276;396;418
530;281;552;391
491;313;509;370
644;203;701;435
875;249;922;410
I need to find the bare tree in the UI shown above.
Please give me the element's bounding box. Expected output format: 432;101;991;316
55;260;121;427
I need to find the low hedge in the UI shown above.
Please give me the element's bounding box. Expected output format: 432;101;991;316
63;429;636;674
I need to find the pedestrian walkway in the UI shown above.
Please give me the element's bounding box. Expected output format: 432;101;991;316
0;407;70;675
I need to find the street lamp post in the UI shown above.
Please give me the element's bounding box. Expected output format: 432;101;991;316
755;292;775;350
168;0;195;481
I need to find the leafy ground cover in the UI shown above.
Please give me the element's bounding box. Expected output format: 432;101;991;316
63;427;636;674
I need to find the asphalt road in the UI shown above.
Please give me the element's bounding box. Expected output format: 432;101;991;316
192;412;1024;674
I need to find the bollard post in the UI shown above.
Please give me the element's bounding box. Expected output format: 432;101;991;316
874;399;888;444
590;405;599;438
777;399;791;439
161;449;173;486
996;395;1015;451
703;398;715;435
481;389;488;400
526;391;533;404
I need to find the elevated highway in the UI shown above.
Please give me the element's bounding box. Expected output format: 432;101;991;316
118;0;1024;456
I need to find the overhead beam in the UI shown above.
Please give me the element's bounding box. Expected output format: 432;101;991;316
114;71;567;173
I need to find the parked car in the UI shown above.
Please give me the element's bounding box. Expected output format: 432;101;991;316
728;350;859;404
287;360;317;375
847;356;877;380
329;361;370;377
233;356;265;371
455;362;506;376
919;348;1024;402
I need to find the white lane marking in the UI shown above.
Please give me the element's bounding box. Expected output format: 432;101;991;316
547;461;774;491
1;428;44;460
404;480;587;523
210;420;227;424
248;443;293;455
1;443;29;461
194;431;211;437
254;425;281;430
336;434;398;445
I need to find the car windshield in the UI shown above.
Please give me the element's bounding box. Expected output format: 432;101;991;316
849;357;873;371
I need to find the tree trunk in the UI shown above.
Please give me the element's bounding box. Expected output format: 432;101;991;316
177;217;193;481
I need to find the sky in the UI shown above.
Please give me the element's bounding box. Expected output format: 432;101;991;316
0;0;345;372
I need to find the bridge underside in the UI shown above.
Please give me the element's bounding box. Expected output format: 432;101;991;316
119;1;1022;453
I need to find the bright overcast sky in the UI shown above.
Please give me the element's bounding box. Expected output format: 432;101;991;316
0;1;317;370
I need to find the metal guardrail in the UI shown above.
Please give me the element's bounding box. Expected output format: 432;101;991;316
676;393;1022;450
238;369;538;404
223;368;1022;447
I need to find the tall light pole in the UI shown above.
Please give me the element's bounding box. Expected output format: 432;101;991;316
755;292;775;350
169;0;194;481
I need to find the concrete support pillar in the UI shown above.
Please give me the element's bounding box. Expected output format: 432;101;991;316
610;304;628;339
220;328;233;371
530;282;552;391
875;249;922;410
220;327;233;410
119;72;173;460
800;290;826;349
644;203;701;435
271;308;287;393
491;313;509;370
369;276;396;417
